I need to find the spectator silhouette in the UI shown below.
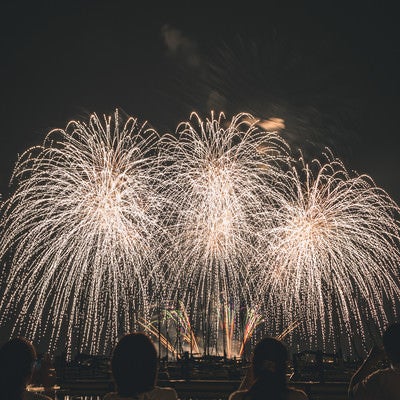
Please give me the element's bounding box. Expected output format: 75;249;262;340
104;332;178;400
229;337;308;400
0;337;52;400
348;322;400;399
31;353;56;397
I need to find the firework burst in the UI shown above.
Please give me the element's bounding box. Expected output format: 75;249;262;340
259;151;400;352
159;111;290;346
0;111;164;355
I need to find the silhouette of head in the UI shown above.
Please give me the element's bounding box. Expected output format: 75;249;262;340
246;337;289;400
252;337;288;379
111;332;158;396
0;337;36;396
382;322;400;364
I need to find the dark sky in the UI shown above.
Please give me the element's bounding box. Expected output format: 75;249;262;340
1;1;399;201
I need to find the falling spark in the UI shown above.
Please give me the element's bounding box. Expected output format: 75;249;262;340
0;111;164;356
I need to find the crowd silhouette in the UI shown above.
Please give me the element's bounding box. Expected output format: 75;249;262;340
1;324;400;400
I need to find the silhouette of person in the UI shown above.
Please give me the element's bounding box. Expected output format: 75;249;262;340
229;337;308;400
0;337;52;400
348;322;400;399
104;332;178;400
33;353;56;397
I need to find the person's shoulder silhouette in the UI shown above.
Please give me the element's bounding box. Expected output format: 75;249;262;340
349;322;400;400
0;336;52;400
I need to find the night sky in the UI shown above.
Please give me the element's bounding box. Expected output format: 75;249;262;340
1;1;399;199
0;1;400;357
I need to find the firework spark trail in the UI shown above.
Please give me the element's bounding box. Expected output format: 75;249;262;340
275;320;301;341
159;112;291;346
138;318;179;358
238;307;264;357
220;302;235;358
260;151;400;351
151;301;263;358
0;111;165;355
167;301;200;355
143;303;202;357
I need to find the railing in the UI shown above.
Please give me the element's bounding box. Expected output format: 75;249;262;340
51;379;349;400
